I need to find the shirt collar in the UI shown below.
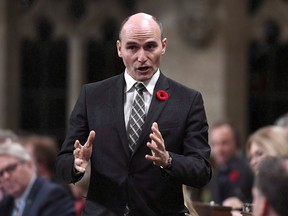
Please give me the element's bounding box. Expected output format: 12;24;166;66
15;174;36;206
124;69;160;95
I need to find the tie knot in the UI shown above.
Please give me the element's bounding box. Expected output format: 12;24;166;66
134;82;146;93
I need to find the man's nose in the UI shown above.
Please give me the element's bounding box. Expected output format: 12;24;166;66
137;49;147;63
1;170;10;179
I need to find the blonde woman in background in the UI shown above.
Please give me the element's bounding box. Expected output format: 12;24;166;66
246;125;288;173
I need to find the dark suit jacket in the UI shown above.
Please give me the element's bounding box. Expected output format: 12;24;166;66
0;177;76;216
56;72;211;216
209;155;254;204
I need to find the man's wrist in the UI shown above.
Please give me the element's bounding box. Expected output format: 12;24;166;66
160;154;172;170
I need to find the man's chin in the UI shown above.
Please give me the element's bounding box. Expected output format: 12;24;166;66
136;73;154;82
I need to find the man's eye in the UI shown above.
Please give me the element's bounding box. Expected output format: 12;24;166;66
146;44;157;49
127;46;136;50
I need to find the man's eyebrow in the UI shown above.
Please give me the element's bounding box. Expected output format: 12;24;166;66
125;41;138;45
146;41;158;45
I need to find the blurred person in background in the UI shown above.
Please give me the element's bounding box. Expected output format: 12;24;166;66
19;133;75;207
209;121;253;209
246;125;288;174
0;142;76;216
0;129;19;202
19;133;59;181
252;156;288;216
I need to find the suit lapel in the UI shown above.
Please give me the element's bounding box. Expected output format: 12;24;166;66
22;178;41;216
109;74;131;158
132;73;171;156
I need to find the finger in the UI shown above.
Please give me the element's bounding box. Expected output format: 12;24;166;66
145;154;161;165
145;154;158;162
147;142;161;154
74;165;86;173
85;130;96;148
151;122;164;142
74;140;82;149
152;128;163;141
151;122;158;129
73;148;82;159
74;158;86;172
149;133;165;151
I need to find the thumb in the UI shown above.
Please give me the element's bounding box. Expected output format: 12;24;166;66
85;130;96;148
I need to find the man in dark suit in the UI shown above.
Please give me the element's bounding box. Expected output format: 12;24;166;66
209;121;253;209
56;12;211;216
0;142;76;216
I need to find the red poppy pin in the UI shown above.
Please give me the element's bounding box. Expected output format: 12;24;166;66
229;169;240;183
156;90;169;101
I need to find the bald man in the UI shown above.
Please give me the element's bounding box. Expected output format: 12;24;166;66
56;13;211;216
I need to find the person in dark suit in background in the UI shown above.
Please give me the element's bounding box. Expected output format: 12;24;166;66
0;142;76;216
209;121;253;209
56;12;211;216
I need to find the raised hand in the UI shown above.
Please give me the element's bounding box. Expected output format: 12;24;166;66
73;130;95;173
145;122;170;168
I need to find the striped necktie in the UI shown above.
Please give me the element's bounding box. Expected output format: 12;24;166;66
127;82;146;153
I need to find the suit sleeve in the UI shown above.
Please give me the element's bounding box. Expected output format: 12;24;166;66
56;85;88;183
168;92;211;188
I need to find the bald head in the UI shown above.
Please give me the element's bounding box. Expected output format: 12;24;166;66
116;12;167;82
119;13;163;40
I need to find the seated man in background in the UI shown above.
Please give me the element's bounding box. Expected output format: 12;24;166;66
253;157;288;216
0;142;76;216
209;121;253;209
0;129;19;202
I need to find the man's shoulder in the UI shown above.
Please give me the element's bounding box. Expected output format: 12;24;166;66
25;179;75;215
32;178;71;197
164;75;201;96
84;73;123;89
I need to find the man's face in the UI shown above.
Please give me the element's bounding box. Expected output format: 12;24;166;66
210;125;238;166
0;155;33;198
117;14;167;82
252;187;266;216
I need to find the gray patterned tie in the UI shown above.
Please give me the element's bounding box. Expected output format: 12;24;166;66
127;82;146;152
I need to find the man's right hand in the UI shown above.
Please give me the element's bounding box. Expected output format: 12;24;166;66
73;130;95;173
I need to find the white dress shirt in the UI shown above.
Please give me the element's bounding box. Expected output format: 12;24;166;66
124;69;160;128
12;175;36;216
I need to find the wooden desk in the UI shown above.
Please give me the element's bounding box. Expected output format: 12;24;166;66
193;202;232;216
241;213;253;216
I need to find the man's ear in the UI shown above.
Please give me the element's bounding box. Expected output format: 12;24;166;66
161;38;167;55
116;40;122;58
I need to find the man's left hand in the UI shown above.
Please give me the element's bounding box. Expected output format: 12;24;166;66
145;122;170;168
